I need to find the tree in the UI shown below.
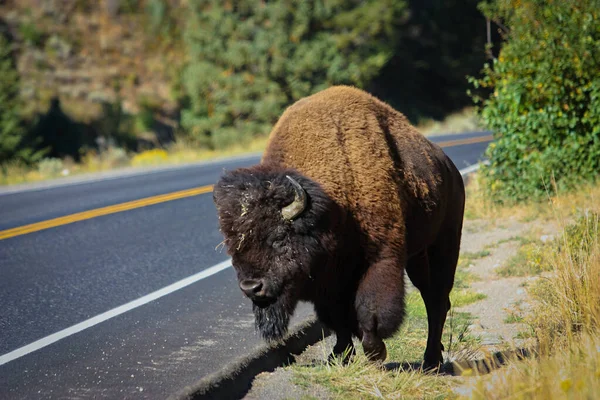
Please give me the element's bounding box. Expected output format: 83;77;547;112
471;0;600;203
0;34;28;170
181;0;407;149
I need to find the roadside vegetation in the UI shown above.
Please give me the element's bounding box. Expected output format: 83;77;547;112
0;0;490;185
417;107;483;136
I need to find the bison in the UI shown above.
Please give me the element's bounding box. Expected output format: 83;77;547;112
213;86;465;369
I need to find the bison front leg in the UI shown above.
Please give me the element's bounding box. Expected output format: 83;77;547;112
355;258;405;363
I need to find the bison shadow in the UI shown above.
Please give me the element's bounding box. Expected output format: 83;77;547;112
294;346;534;378
383;346;535;376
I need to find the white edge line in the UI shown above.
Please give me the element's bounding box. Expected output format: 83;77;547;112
0;160;484;366
0;259;232;366
459;163;483;177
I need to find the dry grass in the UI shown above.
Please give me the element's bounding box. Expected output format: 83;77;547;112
496;240;553;277
527;212;600;350
417;107;483;136
294;354;460;400
0;136;270;186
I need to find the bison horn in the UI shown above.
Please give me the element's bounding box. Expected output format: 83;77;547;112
281;175;307;220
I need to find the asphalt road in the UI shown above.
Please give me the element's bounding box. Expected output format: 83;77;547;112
0;131;492;399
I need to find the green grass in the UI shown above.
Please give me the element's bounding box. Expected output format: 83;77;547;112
496;241;552;277
451;290;487;307
457;250;491;269
503;300;526;324
485;235;536;250
504;313;525;324
453;269;479;289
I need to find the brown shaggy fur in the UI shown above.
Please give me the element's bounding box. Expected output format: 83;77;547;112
213;86;465;369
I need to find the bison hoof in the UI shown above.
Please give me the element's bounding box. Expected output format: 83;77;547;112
328;346;356;365
422;356;443;372
364;343;387;363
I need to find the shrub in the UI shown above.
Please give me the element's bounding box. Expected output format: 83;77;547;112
470;0;600;203
37;157;64;177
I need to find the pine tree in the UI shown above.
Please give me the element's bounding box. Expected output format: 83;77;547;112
181;0;406;149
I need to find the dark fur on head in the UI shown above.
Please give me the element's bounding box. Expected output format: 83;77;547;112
213;164;341;341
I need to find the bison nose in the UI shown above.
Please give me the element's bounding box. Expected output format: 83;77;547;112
239;279;264;298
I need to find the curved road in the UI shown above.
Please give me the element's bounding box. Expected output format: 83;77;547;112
0;132;491;399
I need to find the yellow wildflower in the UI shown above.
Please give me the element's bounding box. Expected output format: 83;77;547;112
560;378;573;392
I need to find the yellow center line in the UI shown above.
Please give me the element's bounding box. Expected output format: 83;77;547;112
0;134;494;241
436;134;494;148
0;185;214;241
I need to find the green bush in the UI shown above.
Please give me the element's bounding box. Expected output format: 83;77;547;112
181;0;406;150
19;21;44;47
470;0;600;203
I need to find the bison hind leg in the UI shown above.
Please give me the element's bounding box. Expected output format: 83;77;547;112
361;321;388;363
406;232;460;371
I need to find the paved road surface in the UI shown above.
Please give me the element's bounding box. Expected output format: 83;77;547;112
0;132;492;399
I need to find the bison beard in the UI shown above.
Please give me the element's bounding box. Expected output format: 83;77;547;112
252;293;297;341
253;301;288;341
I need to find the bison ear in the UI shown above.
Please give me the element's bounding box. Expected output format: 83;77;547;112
281;175;307;220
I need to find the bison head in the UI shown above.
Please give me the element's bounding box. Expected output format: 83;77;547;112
213;166;337;341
